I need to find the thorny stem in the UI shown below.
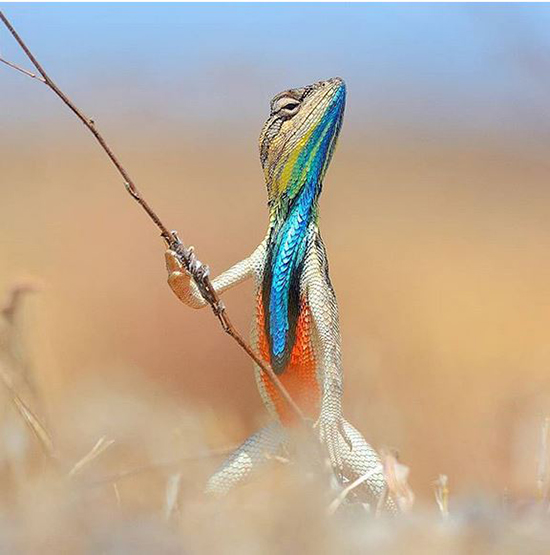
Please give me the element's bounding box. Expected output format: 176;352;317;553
0;11;306;425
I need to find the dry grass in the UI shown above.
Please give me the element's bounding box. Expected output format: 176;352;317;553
0;282;550;554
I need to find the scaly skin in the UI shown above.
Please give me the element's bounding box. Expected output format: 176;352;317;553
165;78;392;509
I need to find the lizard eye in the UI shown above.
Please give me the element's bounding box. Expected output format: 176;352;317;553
281;100;300;111
271;96;301;118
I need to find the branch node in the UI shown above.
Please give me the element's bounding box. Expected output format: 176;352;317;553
124;181;139;201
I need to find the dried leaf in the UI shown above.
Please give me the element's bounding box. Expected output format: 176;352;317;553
381;449;415;513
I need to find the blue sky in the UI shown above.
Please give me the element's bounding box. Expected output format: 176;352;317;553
2;3;550;139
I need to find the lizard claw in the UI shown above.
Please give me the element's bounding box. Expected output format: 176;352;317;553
169;230;183;249
169;231;208;281
167;230;216;306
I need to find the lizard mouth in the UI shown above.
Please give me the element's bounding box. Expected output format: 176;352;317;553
297;77;346;107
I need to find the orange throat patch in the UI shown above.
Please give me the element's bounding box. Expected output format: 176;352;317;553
256;294;321;426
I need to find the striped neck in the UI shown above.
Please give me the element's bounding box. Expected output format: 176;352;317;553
258;78;346;375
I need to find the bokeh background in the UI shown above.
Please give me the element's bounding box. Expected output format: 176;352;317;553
2;3;550;504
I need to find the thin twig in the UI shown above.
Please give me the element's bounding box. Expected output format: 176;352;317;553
112;482;122;509
0;10;305;425
164;472;182;520
0;57;44;81
537;417;550;503
68;436;115;478
433;474;449;518
327;464;384;515
0;362;57;461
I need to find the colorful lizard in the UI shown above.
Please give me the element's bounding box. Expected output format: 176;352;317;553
165;78;390;508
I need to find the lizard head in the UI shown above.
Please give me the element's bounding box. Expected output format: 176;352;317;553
259;77;346;218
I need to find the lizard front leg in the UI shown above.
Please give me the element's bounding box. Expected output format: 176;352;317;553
165;237;267;309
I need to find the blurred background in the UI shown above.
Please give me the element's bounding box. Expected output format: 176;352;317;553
2;3;550;507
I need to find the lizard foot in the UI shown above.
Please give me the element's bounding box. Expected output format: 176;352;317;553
169;230;211;284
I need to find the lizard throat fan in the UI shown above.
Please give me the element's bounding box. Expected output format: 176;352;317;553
259;78;346;375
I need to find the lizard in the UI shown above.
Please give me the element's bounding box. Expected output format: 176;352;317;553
164;77;391;509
